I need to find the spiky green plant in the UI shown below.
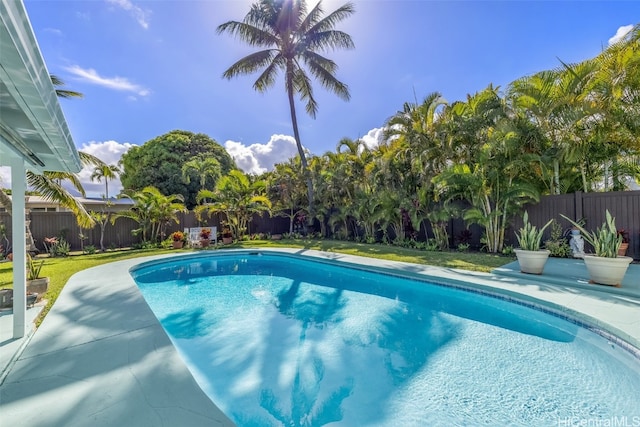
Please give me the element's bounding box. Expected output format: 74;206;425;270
561;210;622;258
27;254;45;280
515;211;553;251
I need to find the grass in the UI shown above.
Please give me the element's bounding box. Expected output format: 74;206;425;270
0;239;514;325
1;248;173;324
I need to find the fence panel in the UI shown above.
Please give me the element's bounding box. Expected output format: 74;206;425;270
517;191;639;260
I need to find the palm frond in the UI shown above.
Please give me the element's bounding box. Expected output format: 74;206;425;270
253;53;283;92
79;151;106;168
292;67;318;117
27;173;94;227
216;20;278;47
222;49;279;80
307;2;355;35
50;74;83;99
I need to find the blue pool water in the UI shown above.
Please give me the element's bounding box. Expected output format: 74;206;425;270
132;253;640;426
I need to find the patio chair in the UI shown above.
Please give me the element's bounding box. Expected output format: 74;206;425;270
187;227;202;248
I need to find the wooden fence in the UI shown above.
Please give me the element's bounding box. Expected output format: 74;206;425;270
510;190;639;260
1;190;638;260
0;211;290;254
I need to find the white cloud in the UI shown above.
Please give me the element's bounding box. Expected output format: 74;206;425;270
609;25;633;46
43;28;63;36
106;0;151;29
64;65;150;97
360;127;386;150
225;134;300;175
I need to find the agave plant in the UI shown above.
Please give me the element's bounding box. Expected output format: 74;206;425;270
515;211;553;251
561;210;622;258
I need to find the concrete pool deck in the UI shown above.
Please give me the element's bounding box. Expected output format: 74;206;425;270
0;249;639;426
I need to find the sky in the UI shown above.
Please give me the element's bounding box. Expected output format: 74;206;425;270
1;0;638;197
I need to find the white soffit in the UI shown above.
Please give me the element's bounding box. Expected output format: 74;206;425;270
0;0;81;173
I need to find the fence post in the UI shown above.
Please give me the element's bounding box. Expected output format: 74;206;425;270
574;191;583;220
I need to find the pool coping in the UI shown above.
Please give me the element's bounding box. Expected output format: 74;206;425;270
1;248;639;426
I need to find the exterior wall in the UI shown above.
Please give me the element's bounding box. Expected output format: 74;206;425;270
0;197;133;213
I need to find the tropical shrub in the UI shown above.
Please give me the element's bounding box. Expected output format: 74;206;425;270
544;220;572;258
457;243;470;252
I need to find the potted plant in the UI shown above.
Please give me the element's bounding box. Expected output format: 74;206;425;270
617;229;630;256
221;228;233;245
200;228;212;247
514;211;553;274
170;231;185;249
26;254;49;299
561;210;633;287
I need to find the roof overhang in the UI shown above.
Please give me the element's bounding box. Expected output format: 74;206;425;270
0;0;81;173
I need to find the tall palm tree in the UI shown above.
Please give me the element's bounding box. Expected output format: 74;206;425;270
90;164;120;199
217;0;355;224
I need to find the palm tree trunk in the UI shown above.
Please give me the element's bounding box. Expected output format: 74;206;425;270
580;161;589;193
0;190;12;215
286;77;315;228
553;158;560;195
100;223;106;252
289;207;294;233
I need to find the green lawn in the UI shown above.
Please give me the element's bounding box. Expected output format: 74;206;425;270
0;239;514;325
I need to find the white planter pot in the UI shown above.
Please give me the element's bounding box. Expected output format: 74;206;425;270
515;249;550;275
583;255;633;287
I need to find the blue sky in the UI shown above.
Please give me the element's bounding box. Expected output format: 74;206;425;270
6;0;638;197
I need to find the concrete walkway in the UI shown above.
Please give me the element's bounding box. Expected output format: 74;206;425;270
0;250;638;426
0;302;43;384
0;253;234;427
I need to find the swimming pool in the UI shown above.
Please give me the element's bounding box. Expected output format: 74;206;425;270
131;252;640;426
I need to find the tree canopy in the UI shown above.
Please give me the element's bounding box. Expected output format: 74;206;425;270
119;130;236;209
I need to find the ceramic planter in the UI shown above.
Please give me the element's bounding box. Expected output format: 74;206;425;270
583;255;632;287
27;277;49;298
172;240;184;249
617;243;629;256
514;249;551;275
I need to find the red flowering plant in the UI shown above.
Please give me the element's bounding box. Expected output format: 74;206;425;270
171;231;185;242
200;228;212;240
617;229;629;244
43;237;58;257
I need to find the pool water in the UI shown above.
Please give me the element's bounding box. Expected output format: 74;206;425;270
132;253;640;426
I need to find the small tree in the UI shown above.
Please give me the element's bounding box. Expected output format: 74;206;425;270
115;186;186;243
196;170;271;238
